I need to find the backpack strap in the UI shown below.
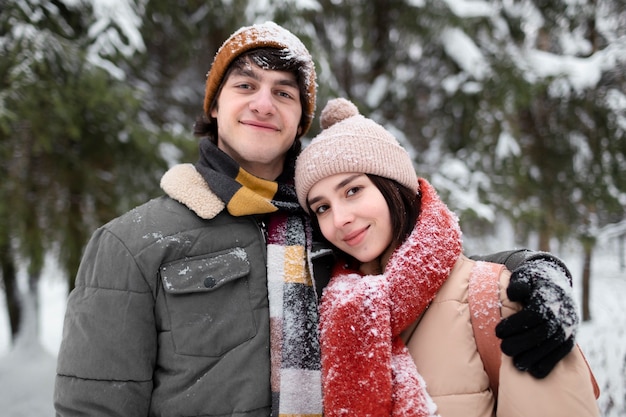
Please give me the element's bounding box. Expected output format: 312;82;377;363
468;261;506;398
469;261;601;401
578;345;601;399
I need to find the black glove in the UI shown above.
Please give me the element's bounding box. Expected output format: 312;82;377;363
496;257;578;378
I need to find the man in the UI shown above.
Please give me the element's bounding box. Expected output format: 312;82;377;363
54;22;577;417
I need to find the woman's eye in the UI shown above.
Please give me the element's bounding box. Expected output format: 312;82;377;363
346;186;361;197
313;204;328;215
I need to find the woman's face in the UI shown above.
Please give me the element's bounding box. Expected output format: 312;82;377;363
307;173;393;265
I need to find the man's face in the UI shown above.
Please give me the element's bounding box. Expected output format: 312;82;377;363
211;61;302;180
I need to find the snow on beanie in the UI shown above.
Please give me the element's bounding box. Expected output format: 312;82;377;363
203;21;317;137
295;98;418;210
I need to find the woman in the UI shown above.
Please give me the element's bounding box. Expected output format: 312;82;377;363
294;98;600;417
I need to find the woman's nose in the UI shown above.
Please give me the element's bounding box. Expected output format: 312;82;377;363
332;205;354;228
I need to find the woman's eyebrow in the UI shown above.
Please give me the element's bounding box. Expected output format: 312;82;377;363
307;174;364;206
336;174;363;189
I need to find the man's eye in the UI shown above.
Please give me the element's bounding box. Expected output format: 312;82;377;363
277;90;295;99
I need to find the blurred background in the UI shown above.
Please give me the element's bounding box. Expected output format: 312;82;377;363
1;0;625;415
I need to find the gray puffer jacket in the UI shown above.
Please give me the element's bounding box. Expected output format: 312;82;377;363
54;164;332;417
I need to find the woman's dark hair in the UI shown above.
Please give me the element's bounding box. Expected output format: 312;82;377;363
367;174;421;248
193;47;307;160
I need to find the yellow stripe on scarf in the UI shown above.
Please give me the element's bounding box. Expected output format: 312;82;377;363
236;168;278;199
227;168;279;216
284;246;312;285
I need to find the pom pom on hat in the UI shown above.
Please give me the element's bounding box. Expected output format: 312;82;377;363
320;98;359;129
295;98;419;211
203;22;317;137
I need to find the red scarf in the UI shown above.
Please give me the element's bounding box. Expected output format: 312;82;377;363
319;178;462;416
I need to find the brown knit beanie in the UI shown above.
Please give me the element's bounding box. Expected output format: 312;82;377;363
295;98;418;211
203;21;317;137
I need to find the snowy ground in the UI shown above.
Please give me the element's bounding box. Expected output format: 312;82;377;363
0;240;624;416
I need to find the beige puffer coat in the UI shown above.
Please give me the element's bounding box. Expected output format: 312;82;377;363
403;254;600;417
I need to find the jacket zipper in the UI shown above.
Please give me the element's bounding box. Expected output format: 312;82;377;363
256;217;268;244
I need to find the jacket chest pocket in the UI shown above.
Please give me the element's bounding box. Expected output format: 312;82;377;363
160;247;256;357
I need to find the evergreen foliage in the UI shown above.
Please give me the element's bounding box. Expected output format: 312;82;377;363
0;0;184;339
0;0;624;337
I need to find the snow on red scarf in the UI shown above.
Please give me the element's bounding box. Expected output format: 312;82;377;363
319;178;462;416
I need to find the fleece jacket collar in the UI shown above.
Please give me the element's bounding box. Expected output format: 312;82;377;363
160;163;225;220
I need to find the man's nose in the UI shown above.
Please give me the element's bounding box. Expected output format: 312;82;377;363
250;87;275;115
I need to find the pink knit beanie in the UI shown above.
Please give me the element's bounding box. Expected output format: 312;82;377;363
295;98;418;211
204;21;317;137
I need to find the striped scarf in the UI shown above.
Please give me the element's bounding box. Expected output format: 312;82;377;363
196;139;322;417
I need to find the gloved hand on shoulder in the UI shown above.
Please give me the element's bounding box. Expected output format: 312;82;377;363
496;254;578;378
